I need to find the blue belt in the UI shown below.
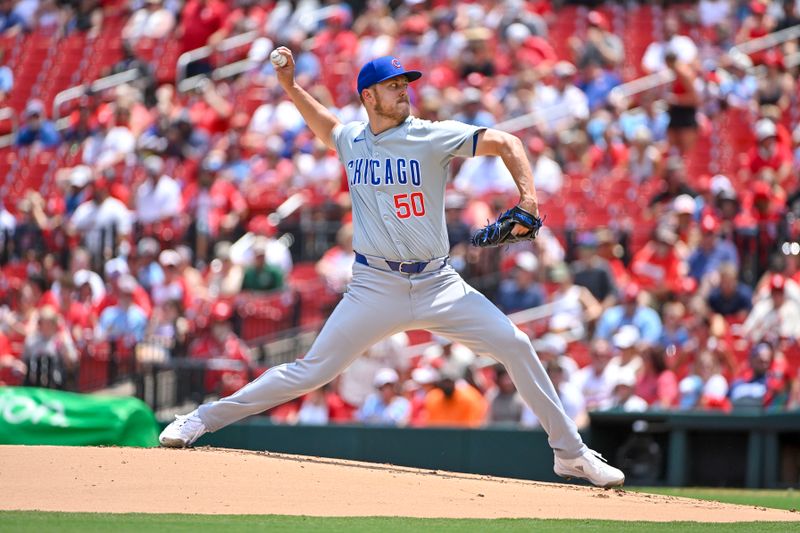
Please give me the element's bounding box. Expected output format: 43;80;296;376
355;252;447;274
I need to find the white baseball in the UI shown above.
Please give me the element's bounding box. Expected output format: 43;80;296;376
270;50;288;68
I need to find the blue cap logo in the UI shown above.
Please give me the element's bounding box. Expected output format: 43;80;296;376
357;56;422;95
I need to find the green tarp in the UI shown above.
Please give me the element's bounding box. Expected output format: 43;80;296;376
0;387;158;447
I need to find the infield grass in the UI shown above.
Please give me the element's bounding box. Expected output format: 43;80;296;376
0;513;798;532
632;487;800;511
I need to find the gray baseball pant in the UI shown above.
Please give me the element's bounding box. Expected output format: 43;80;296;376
197;261;587;459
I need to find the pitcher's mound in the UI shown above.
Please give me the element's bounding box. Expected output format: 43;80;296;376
0;445;796;522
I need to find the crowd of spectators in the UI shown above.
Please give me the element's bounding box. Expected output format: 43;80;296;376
2;0;800;427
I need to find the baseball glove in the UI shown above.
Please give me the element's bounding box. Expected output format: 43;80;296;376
471;206;544;248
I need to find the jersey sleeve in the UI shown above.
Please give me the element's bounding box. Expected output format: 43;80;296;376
331;121;363;162
430;120;486;160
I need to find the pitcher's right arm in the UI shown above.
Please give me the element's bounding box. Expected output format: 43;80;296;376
272;47;341;151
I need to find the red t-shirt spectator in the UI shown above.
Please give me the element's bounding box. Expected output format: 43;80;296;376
183;178;247;237
631;237;686;294
189;331;250;394
180;0;229;53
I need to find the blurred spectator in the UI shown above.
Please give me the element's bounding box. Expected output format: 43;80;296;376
688;214;739;282
497;251;545;314
82;107;136;170
630;224;687;298
178;0;229;75
97;275;148;345
96;256;153;318
182;157;248;261
526;136;563;196
742;118;792;184
151;249;192;309
340;332;409;410
0;328;25;385
0;0;25;35
16;99;60;148
453;154;515;196
453;87;495;128
22;306;78;389
533;333;580;381
316;223;355;294
706;262;753;319
642;17;698;73
241;238;283;292
356;368;411;426
608;324;645;377
659;301;692;351
742;273;800;342
123;0;175;43
522;360;588;429
206;241;244;299
133;237;164;292
736;0;775;46
189;300;251;396
486;365;525;426
143;298;188;356
665;52;700;155
66;0;103;38
68;176;133;256
729;341;785;410
607;367;649;412
718;53;757;109
698;0;732;28
548;263;601;341
571;232;617;308
679;350;729;410
648;157;698;216
534;61;589;133
293;388;330;425
422;365;487;428
0;48;12;102
636;345;678;409
574;338;616;411
627;126;663;184
580;63;621;112
570;10;623;69
293;139;342;197
135;155;181;226
596;284;663;344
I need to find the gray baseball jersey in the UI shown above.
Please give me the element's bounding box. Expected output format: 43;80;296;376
332;116;484;261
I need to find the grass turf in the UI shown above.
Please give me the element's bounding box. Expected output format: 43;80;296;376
0;513;798;532
632;487;800;511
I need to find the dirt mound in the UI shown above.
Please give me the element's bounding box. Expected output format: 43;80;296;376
0;445;797;522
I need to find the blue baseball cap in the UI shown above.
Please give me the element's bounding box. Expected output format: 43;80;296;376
357;56;422;95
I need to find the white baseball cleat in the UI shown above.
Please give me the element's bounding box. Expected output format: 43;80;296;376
159;409;207;448
554;449;625;488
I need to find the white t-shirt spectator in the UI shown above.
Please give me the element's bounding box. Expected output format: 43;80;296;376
698;0;731;28
293;151;341;190
83;126;136;169
453;156;516;196
533;83;590;133
642;36;698;73
574;365;616;411
135;174;181;224
124;6;175;41
531;154;563;195
70;197;133;252
249;101;305;136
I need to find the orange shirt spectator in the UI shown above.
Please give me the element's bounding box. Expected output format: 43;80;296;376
423;379;487;428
